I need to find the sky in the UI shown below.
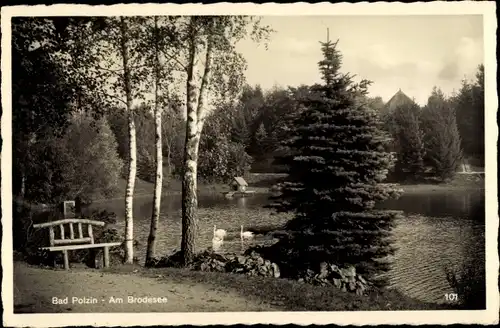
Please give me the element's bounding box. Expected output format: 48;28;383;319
236;15;484;106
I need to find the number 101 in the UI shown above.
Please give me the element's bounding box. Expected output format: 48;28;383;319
445;293;458;301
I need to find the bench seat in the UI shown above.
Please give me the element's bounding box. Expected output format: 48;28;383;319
33;218;123;270
40;242;122;252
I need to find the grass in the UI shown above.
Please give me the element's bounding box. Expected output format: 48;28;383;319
103;263;455;311
102;173;280;201
396;173;484;194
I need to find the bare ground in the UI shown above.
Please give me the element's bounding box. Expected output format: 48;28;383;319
13;261;278;313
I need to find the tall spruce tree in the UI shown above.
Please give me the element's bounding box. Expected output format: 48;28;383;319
268;37;401;284
393;102;426;181
421;87;463;181
452;64;484;165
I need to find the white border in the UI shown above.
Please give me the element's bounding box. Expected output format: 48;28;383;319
2;2;498;326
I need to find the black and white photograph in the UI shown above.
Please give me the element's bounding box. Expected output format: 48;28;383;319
1;2;498;326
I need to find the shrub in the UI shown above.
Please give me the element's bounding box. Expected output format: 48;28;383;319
199;137;253;183
445;262;486;309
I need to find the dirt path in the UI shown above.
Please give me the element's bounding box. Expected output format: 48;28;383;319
13;262;277;313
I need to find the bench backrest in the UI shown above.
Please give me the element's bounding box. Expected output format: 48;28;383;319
33;219;106;247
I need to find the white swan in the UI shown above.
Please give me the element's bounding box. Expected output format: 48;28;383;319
213;225;227;239
212;236;224;251
240;225;254;240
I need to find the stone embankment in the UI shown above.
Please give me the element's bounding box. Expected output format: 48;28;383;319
156;249;371;296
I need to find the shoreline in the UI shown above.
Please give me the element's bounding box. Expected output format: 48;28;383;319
88;177;484;204
400;183;484;194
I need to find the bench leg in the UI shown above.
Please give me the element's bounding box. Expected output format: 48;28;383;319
63;250;69;270
103;246;110;268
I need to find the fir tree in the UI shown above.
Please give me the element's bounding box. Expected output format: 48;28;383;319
452;64;484;165
421;87;463;181
393;102;426;181
254;122;268;156
267;38;401;284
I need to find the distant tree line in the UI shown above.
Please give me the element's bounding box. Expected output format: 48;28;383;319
381;65;484;182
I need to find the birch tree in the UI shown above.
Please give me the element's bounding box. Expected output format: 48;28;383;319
148;16;163;264
178;16;272;264
90;17;147;263
142;16;180;265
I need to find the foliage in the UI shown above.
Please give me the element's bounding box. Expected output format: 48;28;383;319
230;84;265;146
267;39;401;285
367;96;386;112
12;18;74;201
56;113;124;202
198;105;253;182
392;102;426;180
451;64;484;165
420;87;463;181
107;103;184;182
251;87;299;157
445;262;486;309
228;84;312;173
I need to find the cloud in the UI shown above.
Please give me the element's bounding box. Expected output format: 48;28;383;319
438;37;482;82
438;61;459;80
278;37;318;58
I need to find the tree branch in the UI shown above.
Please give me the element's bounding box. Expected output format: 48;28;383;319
102;91;128;107
96;64;123;73
160;47;187;71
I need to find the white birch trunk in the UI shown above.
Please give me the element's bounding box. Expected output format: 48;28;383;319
146;16;163;265
181;22;199;264
181;18;215;265
120;17;136;264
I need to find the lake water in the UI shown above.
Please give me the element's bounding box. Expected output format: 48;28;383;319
89;189;485;304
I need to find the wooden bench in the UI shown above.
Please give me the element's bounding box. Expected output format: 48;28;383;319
33;219;122;270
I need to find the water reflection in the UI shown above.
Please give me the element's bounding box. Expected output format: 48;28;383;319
90;189;485;304
378;191;484;221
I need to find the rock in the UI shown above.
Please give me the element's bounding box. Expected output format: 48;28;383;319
357;274;366;284
341;266;356;278
332;278;342;288
272;263;280;278
318;262;329;279
329;263;340;272
237;255;246;264
329;265;342;279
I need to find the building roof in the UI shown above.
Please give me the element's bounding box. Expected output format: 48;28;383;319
233;177;248;186
385;89;414;112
